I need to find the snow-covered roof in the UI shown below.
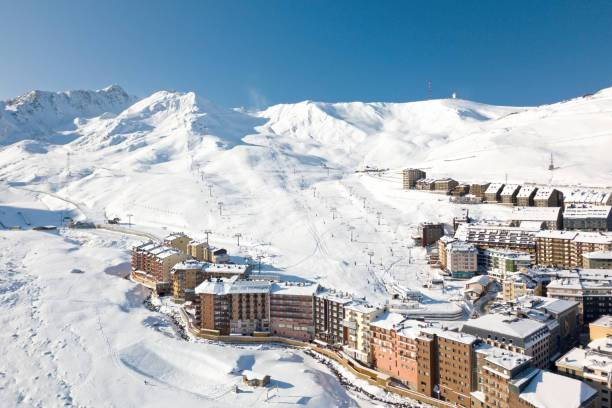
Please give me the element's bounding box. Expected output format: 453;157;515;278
155;247;182;259
517;185;537;198
500;184;520;196
510;206;561;221
370;311;406;331
421;326;479;345
344;300;381;315
195;276;270;295
574;232;612;244
454;224;539;245
476;343;532;371
536;230;579;240
515;295;578;315
466;275;490;287
172;260;206;270
462;313;547;340
315;289;358;304
534;187;560;200
203;263;249;273
518;369;597;408
164;232;189;241
242;370;269;381
588;337;612;355
584;250;612;260
270;281;320;296
591;315;612;328
565;189;612;205
482;248;532;261
445;241;477;253
564;204;612;218
485;183;504;194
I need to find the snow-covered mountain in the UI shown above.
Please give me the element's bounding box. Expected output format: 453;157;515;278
0;85;611;407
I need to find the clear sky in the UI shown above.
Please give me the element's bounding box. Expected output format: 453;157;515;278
1;1;610;108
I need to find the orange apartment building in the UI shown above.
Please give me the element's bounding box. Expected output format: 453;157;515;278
170;261;249;303
269;281;320;341
131;241;188;293
195;276;271;336
370;312;422;390
536;231;612;268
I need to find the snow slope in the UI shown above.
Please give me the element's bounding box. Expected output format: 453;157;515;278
0;84;611;406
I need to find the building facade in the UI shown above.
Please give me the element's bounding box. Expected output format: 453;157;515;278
534;188;564;207
402;168;426;189
445;241;478;278
269;282;319;341
584;251;612;269
564;205;612;232
314;290;355;345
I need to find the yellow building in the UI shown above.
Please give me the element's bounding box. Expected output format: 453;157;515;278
502;272;543;301
163;232;192;253
342;301;383;364
590;316;612;342
187;240;209;261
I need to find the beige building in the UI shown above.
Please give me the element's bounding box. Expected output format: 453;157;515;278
186;240;208;261
517;185;538;207
437;236;456;269
536;231;612;269
502;272;543;301
402;168;426;189
484;183;505;202
342;301;383;364
163;232;192;253
584;251;612;269
534;187;564;207
434;177;459;193
557;339;612;408
590;316;612;342
501;184;521;205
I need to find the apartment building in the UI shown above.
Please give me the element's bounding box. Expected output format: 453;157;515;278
402;168;426;189
461;313;551;369
451;184;470;197
480;248;533;281
342;301;383;364
370;312;422;389
454;224;538;259
171;260;206;303
131;242;188;293
510;206;563;230
417;327;479;407
485;183;505;203
470;182;491;200
437;236;457;270
434;178;459;193
464;275;491;301
269;281;319;341
546;271;612;324
171;262;249;303
314;289;356;345
445;241;478;278
186;240;208;261
163;232;192;253
557;338;612;408
536;231;612;268
564;205;612;232
590;316;612;341
502;273;543;301
517;185;538;207
472;344;533;408
534;187;564;207
501;184;521;205
565;190;612;207
489;295;580;358
415;178;436;190
584;251;612;269
414;222;444;247
195;276;271;336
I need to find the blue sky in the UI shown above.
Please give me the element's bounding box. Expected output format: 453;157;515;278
0;1;610;108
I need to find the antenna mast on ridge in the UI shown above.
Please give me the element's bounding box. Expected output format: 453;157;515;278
428;80;432;100
548;153;555;170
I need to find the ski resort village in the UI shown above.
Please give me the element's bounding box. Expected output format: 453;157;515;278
1;85;612;408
